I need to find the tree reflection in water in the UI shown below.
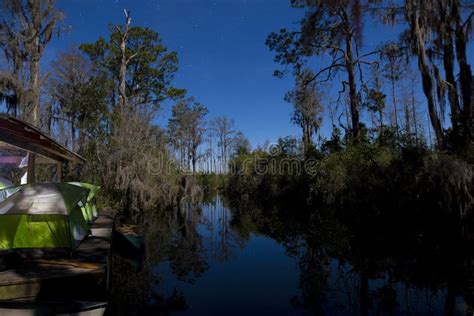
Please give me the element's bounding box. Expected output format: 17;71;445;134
107;199;209;315
108;194;474;315
200;194;245;262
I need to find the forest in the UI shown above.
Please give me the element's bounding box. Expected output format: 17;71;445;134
0;0;473;314
0;0;472;219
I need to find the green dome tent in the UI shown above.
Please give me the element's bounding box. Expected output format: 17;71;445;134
0;183;90;251
68;182;100;223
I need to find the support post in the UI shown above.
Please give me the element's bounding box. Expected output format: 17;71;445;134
56;162;62;182
27;152;36;183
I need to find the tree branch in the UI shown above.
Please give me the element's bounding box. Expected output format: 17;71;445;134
462;12;474;28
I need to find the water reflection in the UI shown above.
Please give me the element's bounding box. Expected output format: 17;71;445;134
108;194;474;315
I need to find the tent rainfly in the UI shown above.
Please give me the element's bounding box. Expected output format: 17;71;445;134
0;183;90;251
69;182;100;223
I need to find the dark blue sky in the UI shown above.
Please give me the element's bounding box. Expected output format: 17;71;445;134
47;0;405;146
45;0;305;146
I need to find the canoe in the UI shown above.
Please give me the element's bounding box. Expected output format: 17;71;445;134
112;227;144;271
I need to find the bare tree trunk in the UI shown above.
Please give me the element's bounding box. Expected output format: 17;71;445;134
45;101;53;135
452;1;472;156
373;73;384;135
342;9;360;141
78;129;85;150
180;146;185;170
302;120;311;155
29;57;40;125
209;137;214;173
443;38;460;130
119;37;128;112
71;122;76;152
403;95;411;136
192;145;197;173
116;10;132;113
390;72;400;137
411;78;419;143
410;7;444;149
427;111;433;148
12;64;21;118
420;60;444;149
436;0;461;140
222;141;226;174
27;25;41;184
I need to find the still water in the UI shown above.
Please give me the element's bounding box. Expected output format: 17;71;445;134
154;196;301;315
108;195;473;315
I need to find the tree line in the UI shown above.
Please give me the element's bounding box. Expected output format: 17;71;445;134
168;101;250;174
267;0;473;158
0;1;249;183
0;1;251;216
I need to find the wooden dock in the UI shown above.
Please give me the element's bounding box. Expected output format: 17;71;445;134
0;214;114;305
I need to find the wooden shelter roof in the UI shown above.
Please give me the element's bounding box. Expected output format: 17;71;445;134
0;114;85;163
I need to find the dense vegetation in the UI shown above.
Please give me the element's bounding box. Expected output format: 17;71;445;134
0;0;473;222
226;135;473;217
0;2;234;219
226;0;473;219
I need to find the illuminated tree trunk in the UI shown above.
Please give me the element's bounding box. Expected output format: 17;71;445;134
452;0;472;156
408;5;444;149
342;9;360;141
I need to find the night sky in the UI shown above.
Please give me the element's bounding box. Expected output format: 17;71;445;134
42;0;459;147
